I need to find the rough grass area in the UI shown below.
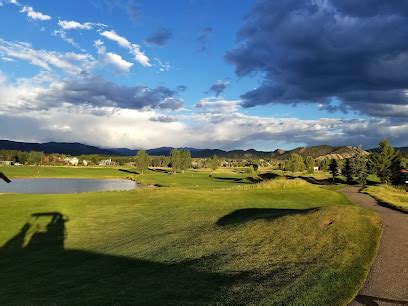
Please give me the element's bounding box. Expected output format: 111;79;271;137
231;177;309;190
0;177;380;305
364;185;408;213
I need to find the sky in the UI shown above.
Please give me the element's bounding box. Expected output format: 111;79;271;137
0;0;407;150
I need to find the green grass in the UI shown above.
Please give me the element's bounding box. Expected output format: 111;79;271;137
364;185;408;213
0;170;381;305
1;166;253;190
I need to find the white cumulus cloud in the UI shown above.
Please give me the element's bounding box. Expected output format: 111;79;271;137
58;20;93;30
94;39;133;73
0;38;94;74
100;30;150;67
20;6;51;21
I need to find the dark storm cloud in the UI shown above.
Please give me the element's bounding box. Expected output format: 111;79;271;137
196;27;212;53
225;0;408;118
144;28;172;46
32;77;183;110
206;80;229;97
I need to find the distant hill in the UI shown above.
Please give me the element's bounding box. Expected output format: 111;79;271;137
0;140;117;156
0;139;370;159
275;145;369;160
368;146;408;156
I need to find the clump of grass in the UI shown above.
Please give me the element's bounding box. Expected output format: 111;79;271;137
364;185;408;212
231;177;310;191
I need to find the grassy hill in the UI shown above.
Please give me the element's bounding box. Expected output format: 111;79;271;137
275;145;369;160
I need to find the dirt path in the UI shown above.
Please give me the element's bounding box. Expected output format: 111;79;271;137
339;187;408;305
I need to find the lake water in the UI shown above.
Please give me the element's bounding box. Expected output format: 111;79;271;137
0;178;137;194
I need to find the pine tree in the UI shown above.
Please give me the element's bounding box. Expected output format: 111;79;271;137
328;159;338;181
370;139;396;184
135;150;150;175
343;158;353;184
354;155;369;187
391;151;404;185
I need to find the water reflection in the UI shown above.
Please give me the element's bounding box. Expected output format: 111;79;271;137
0;178;137;194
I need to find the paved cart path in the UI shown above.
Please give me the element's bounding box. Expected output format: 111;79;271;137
339;187;408;306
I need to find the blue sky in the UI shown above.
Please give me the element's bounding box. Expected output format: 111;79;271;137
0;0;406;150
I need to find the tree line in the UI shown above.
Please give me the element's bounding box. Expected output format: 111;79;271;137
284;140;406;186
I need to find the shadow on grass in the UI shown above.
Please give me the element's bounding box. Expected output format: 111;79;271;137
362;195;408;214
0;212;256;304
299;176;344;186
148;168;171;174
214;177;244;182
355;294;408;305
259;172;281;181
118;169;139;175
216;208;319;226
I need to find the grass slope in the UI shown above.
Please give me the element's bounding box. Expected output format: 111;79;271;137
0;173;381;305
364;185;408;213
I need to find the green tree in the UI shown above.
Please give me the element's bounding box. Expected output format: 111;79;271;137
180;150;192;172
28;151;44;165
319;158;330;172
353;155;369;187
208;155;220;175
329;159;339;181
305;156;315;173
343;158;353;184
170;149;181;173
16;151;29;164
285;154;305;172
135;150;150;175
391;151;404;185
370;139;396;184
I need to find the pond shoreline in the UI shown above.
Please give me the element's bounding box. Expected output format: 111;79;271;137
0;178;137;194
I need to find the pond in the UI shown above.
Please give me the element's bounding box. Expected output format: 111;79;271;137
0;178;137;194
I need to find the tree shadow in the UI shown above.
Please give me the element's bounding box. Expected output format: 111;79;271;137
247;176;262;183
0;213;261;304
148;168;171;174
216;208;319;226
214;177;244;182
299;176;344;186
355;294;408;305
366;179;380;186
258;172;281;181
118;169;139;175
0;171;11;183
211;176;253;185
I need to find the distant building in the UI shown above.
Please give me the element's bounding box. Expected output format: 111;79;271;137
64;157;79;166
82;160;88;166
0;161;14;166
313;166;319;172
99;159;112;166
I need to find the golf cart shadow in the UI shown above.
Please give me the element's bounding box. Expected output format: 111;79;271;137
0;213;257;304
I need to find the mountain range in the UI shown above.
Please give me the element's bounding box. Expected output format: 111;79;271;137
1;139;406;159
